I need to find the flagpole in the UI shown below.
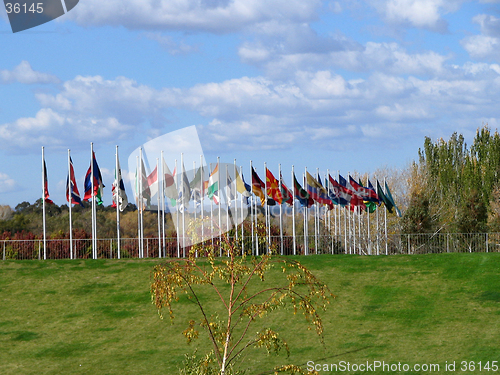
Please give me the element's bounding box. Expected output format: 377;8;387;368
115;146;120;259
67;149;73;260
181;154;186;256
384;177;388;255
239;166;244;256
250;160;256;256
315;168;319;254
278;164;283;255
210;163;214;249
303;171;308;255
194;160;198;258
90;143;96;259
136;156;140;258
263;162;269;253
292;165;296;256
42;147;47;260
157;158;161;258
226;164;230;241
217;156;221;257
139;148;144;258
201;155;204;251
327;169;332;254
234;159;238;241
161;151;165;258
376;186;380;256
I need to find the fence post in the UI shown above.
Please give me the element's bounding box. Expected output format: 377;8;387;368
2;241;5;261
486;233;489;253
407;235;410;254
110;239;113;259
446;233;449;253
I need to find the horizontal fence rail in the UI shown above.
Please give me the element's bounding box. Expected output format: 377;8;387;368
2;233;500;260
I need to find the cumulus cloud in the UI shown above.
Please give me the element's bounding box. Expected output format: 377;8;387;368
65;0;321;33
0;61;60;85
365;0;464;32
240;33;449;78
0;172;16;193
462;15;500;61
2;59;500;153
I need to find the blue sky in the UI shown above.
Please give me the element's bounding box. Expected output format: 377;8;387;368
1;0;500;207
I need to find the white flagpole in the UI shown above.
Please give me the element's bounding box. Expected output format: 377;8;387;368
239;166;244;255
217;156;221;256
201;155;204;250
315;168;319;254
226;164;230;239
175;159;180;257
250;160;257;256
327;169;332;254
249;161;254;256
136;156;140;258
384;177;388;255
68;149;73;260
157;158;161;258
139;148;144;258
194;160;198;258
161;151;165;258
181;153;186;256
303;171;308;255
91;142;96;259
264;162;269;253
210;163;214;249
376;187;380;256
234;159;238;241
291;165;296;256
279;164;283;255
115;146;121;260
42;147;47;260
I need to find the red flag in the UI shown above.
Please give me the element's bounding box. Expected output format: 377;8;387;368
43;160;54;205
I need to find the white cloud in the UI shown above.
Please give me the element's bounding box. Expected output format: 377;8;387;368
0;172;16;193
0;61;60;85
2;60;500;154
66;0;321;33
461;15;500;61
365;0;463;32
239;30;449;78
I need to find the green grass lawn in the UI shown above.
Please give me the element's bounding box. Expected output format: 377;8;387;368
1;253;500;374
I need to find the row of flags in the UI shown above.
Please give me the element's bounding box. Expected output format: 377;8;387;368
43;154;401;217
43;151;128;211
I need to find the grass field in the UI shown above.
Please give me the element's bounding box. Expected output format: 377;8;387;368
1;253;500;374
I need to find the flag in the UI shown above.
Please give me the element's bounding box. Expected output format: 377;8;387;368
162;158;177;206
252;167;276;206
280;173;294;206
349;176;379;202
84;152;104;205
266;168;283;204
236;171;252;204
377;180;394;214
178;162;191;211
43;160;54;205
147;165;158;198
306;171;334;209
207;163;219;205
327;175;350;207
293;173;313;208
338;174;365;212
66;157;84;207
385;181;402;217
226;174;236;205
189;166;205;205
111;156;128;211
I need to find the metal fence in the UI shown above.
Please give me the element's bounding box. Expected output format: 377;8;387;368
2;233;500;260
